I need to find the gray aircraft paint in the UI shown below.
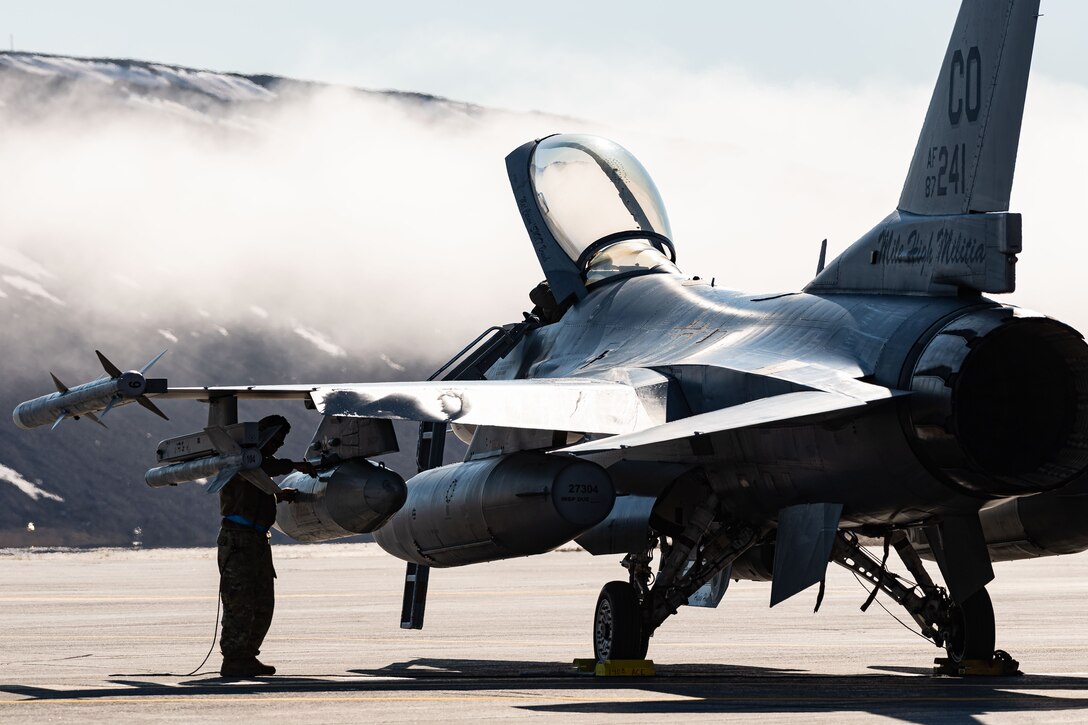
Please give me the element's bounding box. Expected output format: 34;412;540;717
12;0;1088;652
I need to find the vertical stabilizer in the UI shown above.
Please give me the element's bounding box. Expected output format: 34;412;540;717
899;0;1040;215
808;1;1039;296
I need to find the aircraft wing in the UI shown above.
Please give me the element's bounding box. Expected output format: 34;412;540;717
17;349;898;450
556;388;904;465
160;378;663;435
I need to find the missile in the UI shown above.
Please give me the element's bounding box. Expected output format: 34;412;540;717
145;424;284;497
145;449;263;488
12;350;169;430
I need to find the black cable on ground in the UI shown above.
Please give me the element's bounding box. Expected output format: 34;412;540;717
110;586;222;678
182;590;222;676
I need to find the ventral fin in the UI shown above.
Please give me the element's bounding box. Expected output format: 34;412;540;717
770;502;843;607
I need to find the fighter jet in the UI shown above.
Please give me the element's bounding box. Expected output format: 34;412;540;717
14;0;1088;667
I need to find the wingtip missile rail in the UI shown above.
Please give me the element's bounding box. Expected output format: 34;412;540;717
12;350;169;430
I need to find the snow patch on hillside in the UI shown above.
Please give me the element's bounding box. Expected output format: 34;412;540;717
0;54;276;103
1;275;64;305
380;354;406;372
0;246;53;280
0;464;64;502
294;326;346;357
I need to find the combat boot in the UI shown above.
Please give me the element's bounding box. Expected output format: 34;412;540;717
252;658;276;675
220;657;272;678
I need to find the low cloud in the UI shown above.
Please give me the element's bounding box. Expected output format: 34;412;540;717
0;49;1085;375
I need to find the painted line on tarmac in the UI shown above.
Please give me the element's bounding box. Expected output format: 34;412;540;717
0;588;587;604
1;692;1087;706
0;693;676;705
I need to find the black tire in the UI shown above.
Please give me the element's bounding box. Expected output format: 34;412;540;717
593;581;648;661
945;587;996;663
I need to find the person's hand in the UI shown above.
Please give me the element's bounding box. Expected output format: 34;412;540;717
296;461;318;477
276;487;300;503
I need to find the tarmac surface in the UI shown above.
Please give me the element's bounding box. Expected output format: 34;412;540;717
2;542;1088;723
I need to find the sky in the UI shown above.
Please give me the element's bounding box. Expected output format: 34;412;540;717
5;2;1088;110
2;1;1087;347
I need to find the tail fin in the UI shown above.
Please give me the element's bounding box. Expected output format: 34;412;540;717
807;0;1039;297
899;0;1040;215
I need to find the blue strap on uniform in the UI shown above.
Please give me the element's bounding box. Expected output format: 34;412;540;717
224;514;270;534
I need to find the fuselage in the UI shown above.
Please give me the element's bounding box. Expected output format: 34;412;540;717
488;272;1088;528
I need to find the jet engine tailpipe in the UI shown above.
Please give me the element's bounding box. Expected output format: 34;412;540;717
906;307;1088;497
374;452;615;567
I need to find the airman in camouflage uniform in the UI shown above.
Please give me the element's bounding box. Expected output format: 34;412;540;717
218;414;314;678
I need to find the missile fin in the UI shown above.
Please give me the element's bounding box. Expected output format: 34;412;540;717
204;426;241;455
95;350;122;378
50;413;66;431
99;397;118;419
140;350;168;374
257;423;287;450
206;465;241;494
49;373;69;394
85;411;108;429
136;395;169;421
238;468;283;498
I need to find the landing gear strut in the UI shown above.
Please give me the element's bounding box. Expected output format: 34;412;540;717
831;531;996;663
592;498;757;662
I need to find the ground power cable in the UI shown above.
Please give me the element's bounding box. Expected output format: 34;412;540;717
110;583;222;678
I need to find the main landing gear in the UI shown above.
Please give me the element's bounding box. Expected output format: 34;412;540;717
593;581;648;661
831;530;996;664
591;524;1006;670
591;495;757;662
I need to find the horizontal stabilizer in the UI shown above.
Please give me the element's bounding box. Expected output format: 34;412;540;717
557;390;878;464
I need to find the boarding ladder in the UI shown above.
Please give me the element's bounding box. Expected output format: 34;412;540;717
399;315;540;629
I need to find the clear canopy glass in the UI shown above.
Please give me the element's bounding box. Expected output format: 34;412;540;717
529;134;678;283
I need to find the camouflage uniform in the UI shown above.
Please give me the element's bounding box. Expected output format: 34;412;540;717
217;523;276;661
217;455;296;664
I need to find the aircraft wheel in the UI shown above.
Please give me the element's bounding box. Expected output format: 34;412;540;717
944;587;996;663
593;581;648;661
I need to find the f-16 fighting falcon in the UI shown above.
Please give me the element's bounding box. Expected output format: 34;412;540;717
14;0;1088;670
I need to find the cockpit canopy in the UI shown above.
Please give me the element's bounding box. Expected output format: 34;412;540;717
529;134;679;285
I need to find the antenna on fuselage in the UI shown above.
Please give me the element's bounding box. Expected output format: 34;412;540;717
816;239;827;274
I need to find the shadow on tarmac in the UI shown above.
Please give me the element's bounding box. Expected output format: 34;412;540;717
2;658;1088;722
